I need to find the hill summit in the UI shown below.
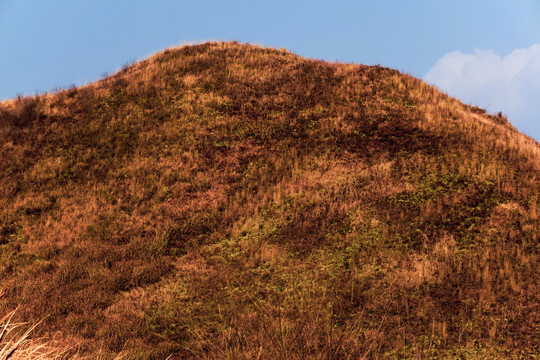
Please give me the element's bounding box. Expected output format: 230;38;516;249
0;42;539;359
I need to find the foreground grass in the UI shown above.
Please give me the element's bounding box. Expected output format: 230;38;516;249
0;42;538;358
0;307;128;360
1;309;73;360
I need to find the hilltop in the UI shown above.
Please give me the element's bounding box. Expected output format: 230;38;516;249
0;42;538;359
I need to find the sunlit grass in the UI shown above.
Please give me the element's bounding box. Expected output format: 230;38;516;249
0;41;538;359
1;309;72;360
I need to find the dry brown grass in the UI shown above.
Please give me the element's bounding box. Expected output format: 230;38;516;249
0;41;538;359
0;309;79;360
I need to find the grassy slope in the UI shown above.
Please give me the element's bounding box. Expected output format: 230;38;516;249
0;42;538;359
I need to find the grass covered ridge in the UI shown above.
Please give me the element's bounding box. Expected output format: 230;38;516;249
0;42;539;359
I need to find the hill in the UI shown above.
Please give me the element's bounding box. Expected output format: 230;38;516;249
0;41;539;359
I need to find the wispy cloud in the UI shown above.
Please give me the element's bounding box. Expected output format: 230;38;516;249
424;44;540;141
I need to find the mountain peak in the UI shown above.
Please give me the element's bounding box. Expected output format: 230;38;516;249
0;42;538;358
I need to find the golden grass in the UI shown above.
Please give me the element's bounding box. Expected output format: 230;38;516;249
0;41;538;359
0;309;75;360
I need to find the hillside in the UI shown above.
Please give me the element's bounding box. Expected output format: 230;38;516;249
0;41;539;359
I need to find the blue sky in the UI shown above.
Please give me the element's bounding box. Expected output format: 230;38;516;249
1;0;539;139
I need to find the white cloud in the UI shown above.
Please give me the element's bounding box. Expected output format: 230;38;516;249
424;44;540;141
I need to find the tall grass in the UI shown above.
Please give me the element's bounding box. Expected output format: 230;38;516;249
1;309;71;360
